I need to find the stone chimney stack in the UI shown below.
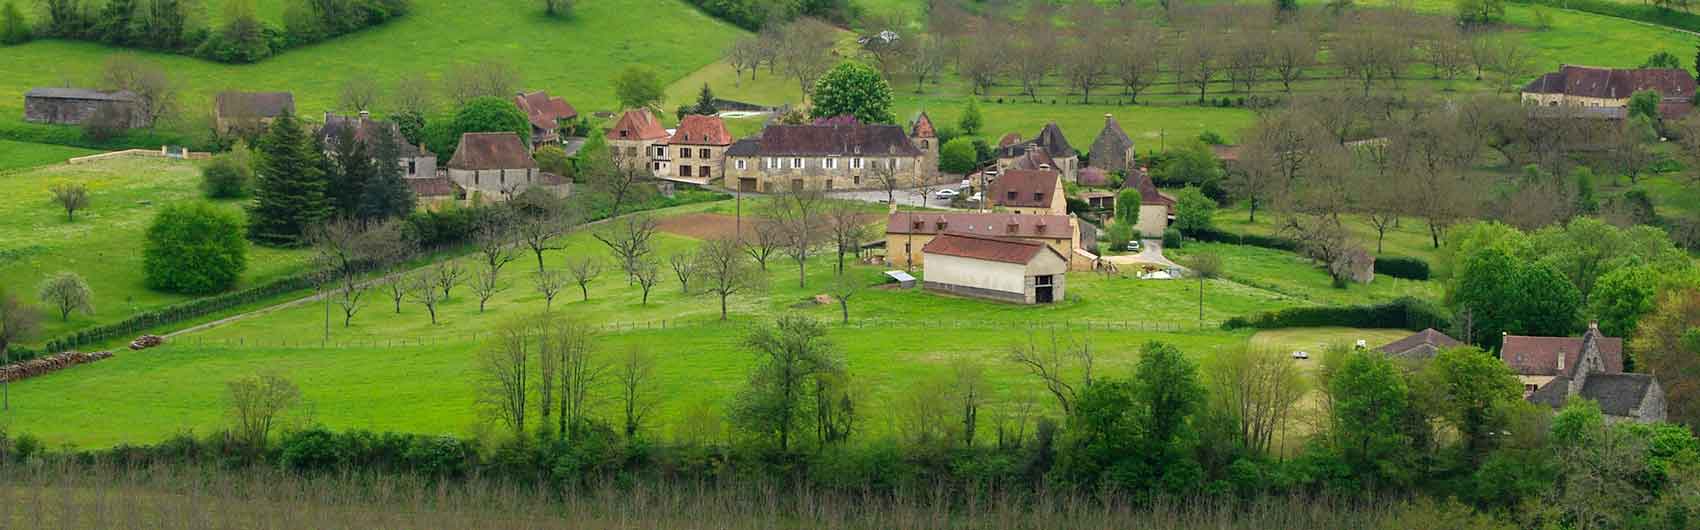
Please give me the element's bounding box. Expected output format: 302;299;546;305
1104;113;1113;124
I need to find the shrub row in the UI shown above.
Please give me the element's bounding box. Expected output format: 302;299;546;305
1374;256;1431;280
28;0;409;64
1189;227;1301;252
1221;296;1453;332
0;120;207;152
32;269;324;358
683;0;855;30
1512;0;1700;34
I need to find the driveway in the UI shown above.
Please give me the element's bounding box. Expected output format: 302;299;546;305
828;186;965;210
1102;238;1186;271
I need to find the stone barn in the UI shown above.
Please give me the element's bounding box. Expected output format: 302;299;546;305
24;88;148;127
922;232;1068;304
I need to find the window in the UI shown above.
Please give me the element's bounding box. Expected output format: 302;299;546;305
619;130;629;138
736;159;747;170
852;158;863;169
764;157;772;169
626;146;637;156
1034;275;1053;287
1007;223;1019;234
1006;191;1017;201
852;175;861;185
655;146;666;157
825;158;837;169
699;148;710;159
825;179;834;190
681;165;693;177
792;158;803;169
920;139;929;149
1034;192;1044;202
701;166;711;178
912;220;923;230
679;148;691;159
407;160;416;176
935;221;948;230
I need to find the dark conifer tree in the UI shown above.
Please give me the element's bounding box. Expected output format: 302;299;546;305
327;125;375;220
248;111;330;246
360;125;417;223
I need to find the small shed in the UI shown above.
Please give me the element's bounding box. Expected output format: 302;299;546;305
921;232;1068;304
884;270;916;289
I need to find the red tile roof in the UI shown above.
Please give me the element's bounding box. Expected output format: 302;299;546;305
1522;65;1697;101
885;212;1071;240
911;112;936;138
1123;169;1174;206
671;114;732;146
991;169;1060;209
922;232;1064;265
1501;333;1624;377
448;132;537;171
1078;167;1110;187
997;133;1023;148
514;91;578;132
607;109;670;141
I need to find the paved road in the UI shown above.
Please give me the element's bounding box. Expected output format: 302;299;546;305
827;185;971;210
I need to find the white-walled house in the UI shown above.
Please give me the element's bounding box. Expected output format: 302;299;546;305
921;232;1068;304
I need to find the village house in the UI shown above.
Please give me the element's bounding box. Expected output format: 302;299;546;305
316;111;436;179
606;108;672;176
1377;328;1463;360
445;132;569;201
722;122;928;193
513;90;578;148
666;114;733;185
24;88;148;127
1502;323;1666;423
885;211;1081;270
990;169;1067;216
405;176;461;210
1521;65;1696;119
1122;169;1174;238
1087;114;1136;175
921;232;1068;305
214;91;295;135
996;122;1078;182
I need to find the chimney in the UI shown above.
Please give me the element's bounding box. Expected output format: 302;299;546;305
358;110;370;120
325;110;333;123
1104;113;1113;124
1587;320;1599;335
1558;353;1564;373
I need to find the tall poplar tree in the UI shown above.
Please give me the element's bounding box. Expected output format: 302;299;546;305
248;111;330;246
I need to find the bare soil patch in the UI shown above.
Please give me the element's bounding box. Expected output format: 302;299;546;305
656;213;745;240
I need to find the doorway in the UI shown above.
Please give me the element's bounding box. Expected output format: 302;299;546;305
1034;275;1054;304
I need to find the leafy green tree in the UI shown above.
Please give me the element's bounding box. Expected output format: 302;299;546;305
1632;288;1700;430
247;111;329;246
202;153;252;199
692;83;717;115
359;125;416;222
1132;341;1205;460
1419;347;1522;463
1053;378;1139;489
1588;265;1659;339
730;315;845;452
1155;140;1223;191
146;202;248;294
939;137;976;174
613;65;665;112
1642;51;1682;69
1104;222;1134;251
1628;90;1660;121
1172;186;1215;235
1455;246;1523;347
452;96;530;149
37;271;93;321
1329;350;1416;490
1;1;31;45
1514;261;1582;337
809;61;895;124
1115;189;1141;226
958;99;983;136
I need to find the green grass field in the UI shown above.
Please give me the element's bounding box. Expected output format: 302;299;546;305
0;156;313;339
0;140;97;173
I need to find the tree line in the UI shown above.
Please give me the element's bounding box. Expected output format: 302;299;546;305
14;0;410;63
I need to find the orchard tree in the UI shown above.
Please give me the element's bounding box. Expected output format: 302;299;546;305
146;202;248;294
810;62;895;124
48;182;90;222
38;272;93;321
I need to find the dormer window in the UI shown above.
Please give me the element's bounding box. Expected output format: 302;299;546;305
1035;223;1047;233
1007;223;1019;234
619;130;629;138
1033;192;1044;201
912;220;923;230
1006;191;1017;201
936;221;948;230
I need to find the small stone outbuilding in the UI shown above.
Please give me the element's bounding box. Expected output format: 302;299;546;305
215;91;295;135
446;132;568;201
922;232;1068;305
24;88;148;127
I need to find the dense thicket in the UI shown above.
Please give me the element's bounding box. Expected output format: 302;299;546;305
22;0;409;63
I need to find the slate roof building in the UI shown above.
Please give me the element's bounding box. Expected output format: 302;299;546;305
514;90;578;148
1502;322;1665;423
1521;65;1696;119
996;122;1078;182
24;88;147;127
317;111;436;178
921;232;1069;304
723;123;926;193
446;132;568;200
1087;114;1135;175
1378;328;1463;360
215;91;295;135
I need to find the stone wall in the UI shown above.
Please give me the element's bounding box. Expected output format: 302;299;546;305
25;96;147;127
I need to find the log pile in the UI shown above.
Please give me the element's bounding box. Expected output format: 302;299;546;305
130;335;165;350
0;351;115;383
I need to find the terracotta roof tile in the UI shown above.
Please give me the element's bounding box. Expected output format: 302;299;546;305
1500;333;1624;377
607;109;670;141
1522;65;1697;101
991;169;1060;208
405;176;457;197
885;212;1070;239
448;132;537;171
514;91;578;132
1378;328;1462;359
922;232;1061;265
1122;169;1173;206
911;112;936;138
318;113;428;157
671;114;732;146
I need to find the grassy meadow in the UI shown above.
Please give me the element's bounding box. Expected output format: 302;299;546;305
0;140;96;172
0;155;313;339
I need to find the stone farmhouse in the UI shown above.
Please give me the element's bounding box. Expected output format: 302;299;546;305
723;122;928;193
1087;114;1136;175
24;88;148;128
1502;323;1666;423
514;90;578;149
996;122;1078;182
316;111;436;179
885;211;1080;269
921;232;1068;304
446;132;569;201
666;114;733;185
606;108;673;176
990;169;1067;216
215;91;295;135
1122;170;1174;238
1521;65;1696;119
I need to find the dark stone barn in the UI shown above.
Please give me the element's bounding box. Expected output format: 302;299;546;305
24;88;149;128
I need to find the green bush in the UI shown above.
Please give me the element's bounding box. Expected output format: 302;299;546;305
1375;256;1431;280
144;202;248;295
1105;222;1134;251
940;137;978;174
1163;228;1183;249
1221;296;1452;332
1189;227;1300;252
201;156;252;199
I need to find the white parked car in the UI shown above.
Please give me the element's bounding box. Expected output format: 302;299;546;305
1291;350;1310;360
960;178;973;188
968;192;982;202
934;188;960;199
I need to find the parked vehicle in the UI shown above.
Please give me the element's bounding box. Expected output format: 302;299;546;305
1291;351;1310;360
934;188;960;199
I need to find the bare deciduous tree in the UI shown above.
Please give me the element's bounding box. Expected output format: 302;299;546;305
1109;10;1163;103
771;190;825;288
391;73;435;115
517;211;570;274
777;17;837;96
668;249;698;294
1175;26;1223;103
433;261;466;298
339;74;380;112
380;273;407;314
616;346;659;438
478;320;533;435
334;274;367;326
469;263;505;312
1267;30;1317;92
1008;3;1058;100
445;60;522;106
101;54;177;126
726;36;762;85
533;269;567;312
826;270;863;324
0;294;42;410
548;315;603;439
1203;347;1308;455
406;271;442;324
1225;31;1268;93
475;221;517;278
953;357;987;448
1008;331;1094;414
633;258;660;305
902;33;947;93
698;236;761;320
742;219;784;272
594;214;658;283
49;182;89;222
823;200;872;273
37;272;93;321
566;256;603;301
226;373;300;451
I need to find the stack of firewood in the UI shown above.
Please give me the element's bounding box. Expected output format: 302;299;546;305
0;351;115;383
129;335;165;350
